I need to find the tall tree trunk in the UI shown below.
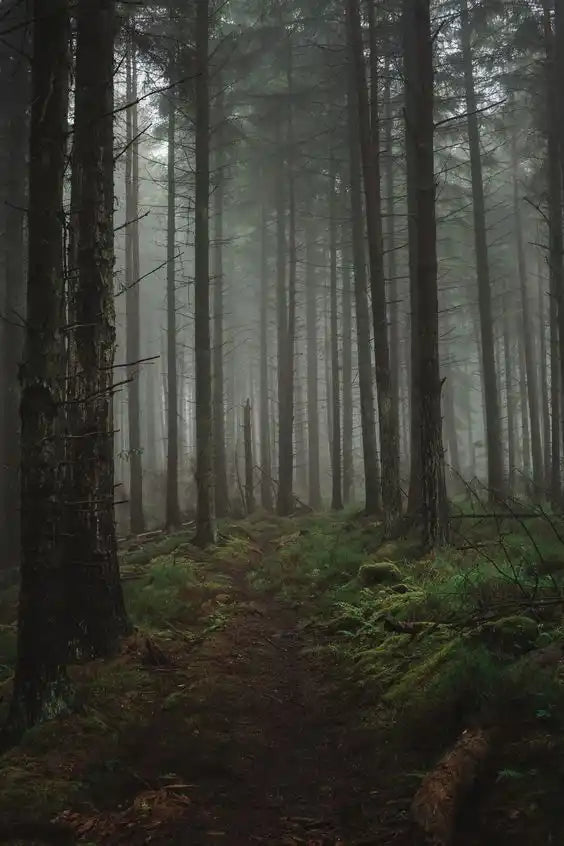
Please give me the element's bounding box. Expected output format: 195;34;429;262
66;0;130;659
383;55;401;445
347;51;381;514
545;1;563;506
244;399;255;514
519;333;532;484
342;236;354;505
277;32;296;516
538;262;551;488
460;0;503;498
259;194;274;510
512;131;544;495
348;0;402;529
8;0;71;735
1;1;28;569
329;153;343;511
125;34;145;534
165;81;180;528
502;287;517;494
404;0;448;546
193;0;216;546
305;214;322;509
212;82;229;517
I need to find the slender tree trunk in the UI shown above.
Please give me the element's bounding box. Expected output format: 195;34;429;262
460;0;503;498
404;0;448;546
125;34;145;534
259;194;273;510
519;333;532;484
244;399;255;514
8;0;71;735
348;0;402;529
165;81;180;528
342;236;354;505
305;214;322;509
329;153;343;511
193;0;216;546
212;82;229;517
347;58;381;514
538;262;551;488
66;0;130;659
502;287;517;494
512;131;544;495
443;369;460;476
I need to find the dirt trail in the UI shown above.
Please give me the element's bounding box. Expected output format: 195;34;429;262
138;560;410;845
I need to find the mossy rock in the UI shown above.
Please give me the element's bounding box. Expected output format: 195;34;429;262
358;561;401;586
481;615;538;654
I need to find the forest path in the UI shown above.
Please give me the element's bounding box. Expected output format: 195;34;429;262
135;538;409;846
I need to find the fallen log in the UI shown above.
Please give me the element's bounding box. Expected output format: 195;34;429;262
411;727;492;845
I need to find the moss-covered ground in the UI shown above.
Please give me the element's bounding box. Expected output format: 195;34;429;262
0;507;564;843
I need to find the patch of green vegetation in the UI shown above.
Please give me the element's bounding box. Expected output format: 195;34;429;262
124;555;201;628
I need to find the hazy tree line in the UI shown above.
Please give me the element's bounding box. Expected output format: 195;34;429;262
1;0;564;731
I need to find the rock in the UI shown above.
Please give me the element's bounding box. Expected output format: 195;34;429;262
391;582;411;594
358;561;401;586
481;615;538;654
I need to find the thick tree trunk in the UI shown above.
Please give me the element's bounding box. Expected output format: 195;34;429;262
329;153;343;511
125;35;145;534
305;215;322;509
348;0;402;529
347;67;381;514
460;0;503;498
212;82;229;518
512;132;544;495
404;0;448;546
66;0;130;659
259;195;274;510
8;0;72;735
193;0;217;546
1;1;28;569
545;2;563;506
165;81;180;528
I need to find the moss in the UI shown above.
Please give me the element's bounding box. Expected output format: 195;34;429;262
480;616;539;655
358;562;401;586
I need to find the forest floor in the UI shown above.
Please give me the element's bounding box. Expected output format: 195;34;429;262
1;507;564;843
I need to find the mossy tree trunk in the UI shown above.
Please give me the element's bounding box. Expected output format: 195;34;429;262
66;0;130;659
8;0;72;735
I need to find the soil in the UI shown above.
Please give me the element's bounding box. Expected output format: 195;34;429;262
114;561;412;845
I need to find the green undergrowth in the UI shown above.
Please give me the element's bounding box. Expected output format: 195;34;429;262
249;510;564;754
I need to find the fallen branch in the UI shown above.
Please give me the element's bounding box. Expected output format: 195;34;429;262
411;727;492;845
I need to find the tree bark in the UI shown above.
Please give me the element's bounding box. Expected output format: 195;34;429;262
404;0;449;546
259;191;274;510
502;285;517;494
347;0;402;529
460;0;504;498
66;0;130;659
0;0;28;569
193;0;217;546
329;152;343;511
165;76;180;528
8;0;72;735
342;233;354;505
244;399;255;514
212;81;229;517
125;33;145;534
512;129;543;495
347;57;381;515
305;213;322;509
